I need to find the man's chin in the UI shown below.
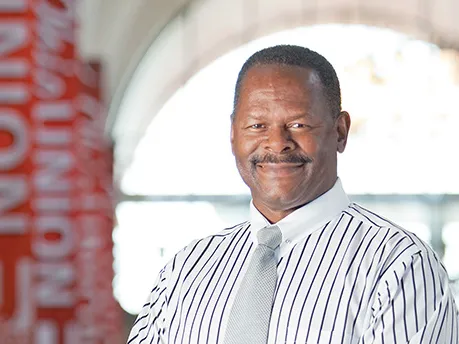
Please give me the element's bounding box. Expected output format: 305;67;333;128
254;192;303;213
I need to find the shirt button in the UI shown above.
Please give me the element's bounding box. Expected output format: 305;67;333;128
285;239;292;244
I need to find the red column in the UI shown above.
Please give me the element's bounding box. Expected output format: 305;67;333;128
30;1;80;343
0;1;36;343
0;1;122;343
75;60;123;343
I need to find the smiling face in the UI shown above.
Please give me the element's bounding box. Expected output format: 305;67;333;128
231;64;350;223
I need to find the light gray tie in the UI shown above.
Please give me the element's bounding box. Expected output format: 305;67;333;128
224;225;282;344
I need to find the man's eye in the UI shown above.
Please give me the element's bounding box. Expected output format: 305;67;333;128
290;123;311;129
249;124;264;129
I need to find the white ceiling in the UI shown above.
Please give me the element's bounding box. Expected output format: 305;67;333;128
77;0;190;108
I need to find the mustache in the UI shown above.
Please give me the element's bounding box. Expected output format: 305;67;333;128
250;153;313;165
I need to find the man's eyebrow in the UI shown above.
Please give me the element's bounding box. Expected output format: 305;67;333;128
243;112;266;120
289;112;313;119
241;111;314;121
281;112;315;121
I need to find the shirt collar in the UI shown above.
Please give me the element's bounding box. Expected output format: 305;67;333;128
249;178;350;256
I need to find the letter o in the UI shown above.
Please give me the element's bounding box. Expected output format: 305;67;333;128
0;110;28;170
33;216;75;259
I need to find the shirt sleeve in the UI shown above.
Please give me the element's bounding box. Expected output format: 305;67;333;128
126;266;169;344
360;249;459;343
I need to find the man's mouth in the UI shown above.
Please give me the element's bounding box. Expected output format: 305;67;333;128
250;153;312;166
255;163;305;177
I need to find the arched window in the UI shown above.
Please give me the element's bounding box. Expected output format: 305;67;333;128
115;24;459;314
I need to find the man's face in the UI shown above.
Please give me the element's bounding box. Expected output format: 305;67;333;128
231;64;350;222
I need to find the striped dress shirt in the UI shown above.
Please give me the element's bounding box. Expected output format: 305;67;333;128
127;179;459;343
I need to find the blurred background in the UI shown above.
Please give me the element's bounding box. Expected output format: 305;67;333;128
1;0;459;342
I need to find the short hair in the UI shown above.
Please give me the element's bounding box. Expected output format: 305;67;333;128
231;44;342;120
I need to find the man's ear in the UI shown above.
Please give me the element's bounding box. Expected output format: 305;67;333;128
230;122;234;155
230;118;235;156
336;111;351;153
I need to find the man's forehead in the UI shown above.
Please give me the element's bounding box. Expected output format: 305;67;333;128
240;64;324;96
242;64;322;88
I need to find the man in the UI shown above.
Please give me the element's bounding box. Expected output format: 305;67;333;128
127;45;458;343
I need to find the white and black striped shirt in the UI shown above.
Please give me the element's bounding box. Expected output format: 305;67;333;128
128;179;459;343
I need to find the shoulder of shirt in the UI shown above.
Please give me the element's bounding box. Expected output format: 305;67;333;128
344;203;451;292
161;221;251;274
345;202;440;261
182;220;251;247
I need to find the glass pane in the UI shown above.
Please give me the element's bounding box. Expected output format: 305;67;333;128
113;201;240;314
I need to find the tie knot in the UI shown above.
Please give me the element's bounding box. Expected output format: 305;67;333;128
257;226;282;250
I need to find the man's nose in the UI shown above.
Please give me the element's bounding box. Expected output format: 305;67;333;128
264;126;295;154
